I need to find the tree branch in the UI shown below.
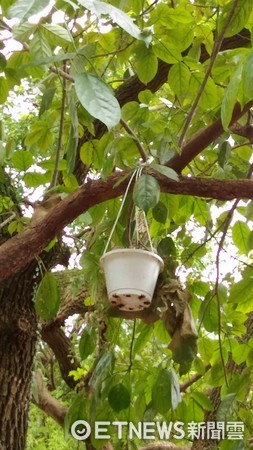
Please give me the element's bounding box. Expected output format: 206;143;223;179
32;372;67;427
41;326;79;389
1;172;253;281
166;101;253;173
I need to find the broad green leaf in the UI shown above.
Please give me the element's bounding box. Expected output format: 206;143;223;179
0;53;6;71
232;343;250;365
153;42;181;65
216;393;236;422
157;237;176;257
42;24;73;43
221;65;243;130
12;150;34;171
242;52;253;101
39;87;56;116
79;327;97;360
230;271;253;304
9;0;50;22
23;172;49;187
133;174;160;213
133;325;153;354
218;141;231;168
78;0;142;40
12;22;36;41
232;221;250;254
75;72;121;129
151;163;179;181
108;384;130;412
30;29;52;60
35;272;60;321
170;368;181;409
64;392;87;432
152;368;181;414
0;77;9;104
152;368;172;414
198;293;218;332
135;44;158;84
189;71;218;109
24;120;53;151
168;62;191;100
218;0;253;37
152;202;168;224
191;391;213;412
90;349;115;387
66;126;78;174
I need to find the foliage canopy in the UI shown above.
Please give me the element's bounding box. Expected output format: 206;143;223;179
1;0;253;449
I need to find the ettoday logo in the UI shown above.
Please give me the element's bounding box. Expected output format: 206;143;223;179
70;420;244;441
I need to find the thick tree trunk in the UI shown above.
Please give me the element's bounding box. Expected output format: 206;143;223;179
0;266;38;450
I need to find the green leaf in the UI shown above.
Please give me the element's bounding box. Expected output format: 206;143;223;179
221;65;243;130
30;29;52;61
78;0;142;40
191;391;213;412
75;72;121;130
42;24;73;43
66;126;78;175
216;393;236;422
108;384;130;412
218;0;253;38
157;237;176;257
133;325;153;354
152;369;172;414
232;221;250;254
39;87;56;116
64;392;87;433
79;327;97;360
24;120;53;151
153;41;181;65
152;368;181;414
23;172;49;187
35;272;60;321
242;52;253;101
168;62;191;100
152;202;168;224
218;141;231;168
9;0;50;22
12;150;34;171
151;163;179;181
135;44;158;84
133;174;160;213
198;292;218;332
0;77;9;104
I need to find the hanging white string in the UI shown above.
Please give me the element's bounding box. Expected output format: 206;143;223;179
103;165;155;254
103;169;137;255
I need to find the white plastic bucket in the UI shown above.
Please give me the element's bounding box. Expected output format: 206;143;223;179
100;249;164;312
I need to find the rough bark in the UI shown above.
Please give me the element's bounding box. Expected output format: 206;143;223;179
0;265;38;450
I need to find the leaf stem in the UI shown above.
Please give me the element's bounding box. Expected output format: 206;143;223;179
120;118;147;162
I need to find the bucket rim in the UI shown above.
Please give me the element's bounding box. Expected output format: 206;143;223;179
100;248;164;270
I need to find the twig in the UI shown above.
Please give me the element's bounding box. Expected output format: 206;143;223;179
128;319;136;372
49;66;74;82
50;63;67;188
120;118;147;162
178;0;240;147
180;364;211;392
0;212;16;230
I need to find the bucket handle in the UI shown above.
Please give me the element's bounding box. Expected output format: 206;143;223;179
103;168;154;255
